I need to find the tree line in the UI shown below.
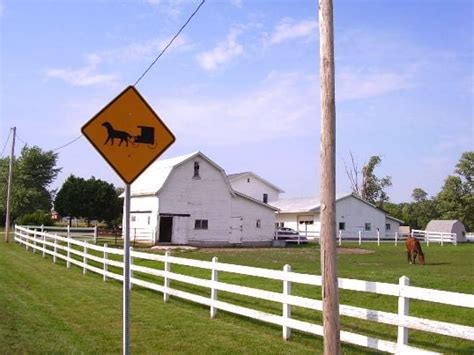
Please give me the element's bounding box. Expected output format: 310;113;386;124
0;145;122;227
2;145;472;231
347;151;473;231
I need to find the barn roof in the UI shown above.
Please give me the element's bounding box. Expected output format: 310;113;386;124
270;193;353;213
271;193;404;223
129;151;235;197
227;172;285;193
425;220;465;232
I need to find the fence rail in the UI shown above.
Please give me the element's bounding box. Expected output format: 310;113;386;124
412;229;457;246
22;225;98;243
14;225;474;354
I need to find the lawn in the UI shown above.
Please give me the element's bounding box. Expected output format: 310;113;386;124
1;240;473;353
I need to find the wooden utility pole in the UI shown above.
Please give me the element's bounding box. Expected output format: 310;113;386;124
5;127;16;243
319;0;341;354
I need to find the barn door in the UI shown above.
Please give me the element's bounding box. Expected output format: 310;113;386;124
230;217;243;244
159;217;173;243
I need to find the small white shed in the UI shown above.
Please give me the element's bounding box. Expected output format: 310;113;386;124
425;220;467;243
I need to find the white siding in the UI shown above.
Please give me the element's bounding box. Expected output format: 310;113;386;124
336;197;387;236
158;157;232;244
124;195;159;242
231;195;275;244
230;175;280;203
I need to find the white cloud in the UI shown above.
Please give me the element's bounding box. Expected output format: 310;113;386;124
116;35;192;61
337;68;413;100
155;71;318;144
230;0;242;8
46;54;118;86
144;0;187;19
267;18;318;45
196;29;244;71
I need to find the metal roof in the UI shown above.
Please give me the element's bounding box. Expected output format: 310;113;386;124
227;171;285;193
426;220;465;232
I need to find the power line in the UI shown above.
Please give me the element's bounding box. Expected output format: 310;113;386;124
1;129;12;157
53;135;83;151
133;0;206;87
15;133;27;146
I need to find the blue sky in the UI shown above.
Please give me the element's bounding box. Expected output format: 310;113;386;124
1;0;472;203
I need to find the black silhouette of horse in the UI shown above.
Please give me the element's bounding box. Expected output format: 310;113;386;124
102;122;133;147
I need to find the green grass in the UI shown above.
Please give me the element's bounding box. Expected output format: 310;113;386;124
1;241;473;354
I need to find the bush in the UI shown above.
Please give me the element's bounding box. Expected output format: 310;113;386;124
16;210;54;226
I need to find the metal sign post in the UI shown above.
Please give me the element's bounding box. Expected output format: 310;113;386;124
123;184;131;355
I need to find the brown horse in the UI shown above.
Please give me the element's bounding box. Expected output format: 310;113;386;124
406;237;425;265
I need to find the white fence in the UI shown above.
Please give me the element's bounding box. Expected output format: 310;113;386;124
412;229;457;246
14;225;474;354
22;225;98;243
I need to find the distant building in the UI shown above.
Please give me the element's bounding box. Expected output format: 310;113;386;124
271;193;403;239
425;220;467;243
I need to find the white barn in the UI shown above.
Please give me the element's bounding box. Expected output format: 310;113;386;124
271;193;403;239
425;220;467;243
228;172;284;204
124;151;277;246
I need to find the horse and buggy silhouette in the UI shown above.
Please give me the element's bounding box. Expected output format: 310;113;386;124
102;122;156;148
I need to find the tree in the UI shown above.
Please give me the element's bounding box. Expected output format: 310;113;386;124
344;153;392;206
0;146;60;223
437;151;474;231
55;175;122;226
54;175;88;226
411;188;428;202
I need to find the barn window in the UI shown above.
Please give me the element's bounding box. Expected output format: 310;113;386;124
147;216;151;225
195;219;208;230
386;223;391;231
256;219;261;228
365;223;371;231
339;222;345;231
193;161;200;179
263;193;268;203
247;178;250;183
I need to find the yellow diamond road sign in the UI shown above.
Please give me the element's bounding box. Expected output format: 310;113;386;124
82;86;175;184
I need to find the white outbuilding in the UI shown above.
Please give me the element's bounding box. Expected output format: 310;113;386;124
227;171;284;204
123;151;277;246
271;193;403;239
425;220;467;243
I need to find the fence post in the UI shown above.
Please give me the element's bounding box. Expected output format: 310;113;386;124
41;224;44;234
338;230;342;246
25;230;29;251
103;243;108;281
94;225;98;244
67;239;71;269
397;276;410;350
395;232;398;246
441;233;444;246
129;247;134;290
210;256;218;319
358;230;362;246
163;250;171;302
377;229;380;246
33;229;37;253
67;225;70;238
53;234;57;263
42;233;46;258
83;241;88;275
283;264;292;340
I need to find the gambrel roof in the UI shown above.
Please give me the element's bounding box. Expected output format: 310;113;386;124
129;151;233;196
125;151;278;211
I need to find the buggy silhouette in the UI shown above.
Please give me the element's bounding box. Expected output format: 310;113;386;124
133;126;156;148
